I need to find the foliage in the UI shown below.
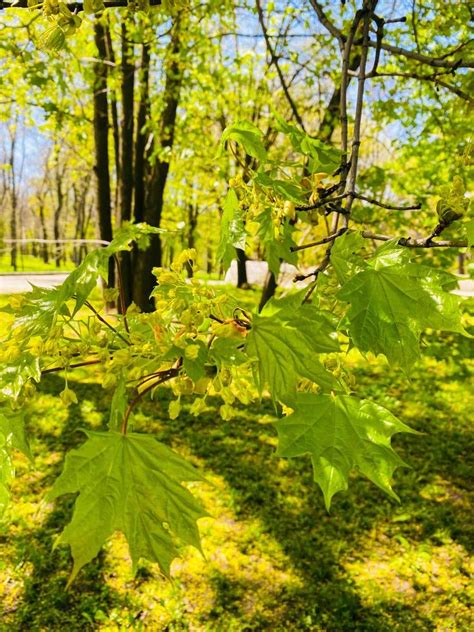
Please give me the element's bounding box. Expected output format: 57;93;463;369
0;0;471;594
0;210;469;581
0;345;472;630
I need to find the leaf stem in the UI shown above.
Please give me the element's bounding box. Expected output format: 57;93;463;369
85;300;131;346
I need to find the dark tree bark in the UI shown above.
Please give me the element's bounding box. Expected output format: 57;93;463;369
132;13;185;311
93;18;114;288
118;16;135;307
133;39;150;224
38;202;49;264
105;21;121;216
53;156;65;268
236;248;248;287
185;202;198;278
259;269;277;312
8;130;18;271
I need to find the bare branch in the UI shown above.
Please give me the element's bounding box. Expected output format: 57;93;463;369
291;228;347;252
255;0;306;131
371;70;473;103
353;193;421;211
361;231;467;248
369;38;474;69
308;0;345;45
2;0;161;9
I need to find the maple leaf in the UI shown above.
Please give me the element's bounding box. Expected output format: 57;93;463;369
246;297;340;402
0;406;32;514
217;189;246;271
275;393;415;509
49;431;208;583
337;243;464;371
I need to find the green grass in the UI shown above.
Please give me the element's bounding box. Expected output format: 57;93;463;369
0;253;75;273
0;297;472;631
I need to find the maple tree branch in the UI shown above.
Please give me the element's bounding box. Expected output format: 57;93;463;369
339;8;363;178
353;193;421;211
84;300;131;346
345;3;375;206
291;228;348;252
368;38;474;69
295;193;349;212
255;0;306;131
41;360;102;375
308;0;345;45
371;70;473;103
121;367;180;435
361;231;467;248
1;0;161;9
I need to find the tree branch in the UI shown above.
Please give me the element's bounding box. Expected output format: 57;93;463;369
353;193;421;211
308;0;345;45
369;38;474;69
84;300;131;346
255;0;306;131
1;0;161;9
371;70;473;103
121;367;180;434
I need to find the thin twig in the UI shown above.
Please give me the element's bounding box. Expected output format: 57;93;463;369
353;192;421;211
308;0;345;45
291;228;347;252
368;38;474;69
371;70;473;103
41;360;102;375
255;0;306;130
295;193;349;212
121;368;180;434
85;300;131;346
360;231;467;248
345;2;376;207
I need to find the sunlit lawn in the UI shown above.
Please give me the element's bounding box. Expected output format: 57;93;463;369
0;292;472;631
0;253;76;274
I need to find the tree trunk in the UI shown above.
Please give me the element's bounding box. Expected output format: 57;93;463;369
38;203;49;263
259;270;277;312
236;248;248;287
93;18;114;289
8;129;17;271
118;16;135;308
105;21;121;217
132;13;185;311
185;202;198;278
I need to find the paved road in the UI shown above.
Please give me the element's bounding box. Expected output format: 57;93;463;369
0;273;69;294
0;267;473;296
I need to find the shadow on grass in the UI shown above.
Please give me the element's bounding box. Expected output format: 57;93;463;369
2;376;135;631
3;366;471;631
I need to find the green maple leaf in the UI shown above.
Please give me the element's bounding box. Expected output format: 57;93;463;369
217;189;246;271
275;393;415;509
0;406;32;514
337;243;465;371
49;431;208;583
330;230;367;284
0;353;41;400
246;297;340;402
220;120;267;162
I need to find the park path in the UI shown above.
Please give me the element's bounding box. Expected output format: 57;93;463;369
0;266;473;296
0;272;69;294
